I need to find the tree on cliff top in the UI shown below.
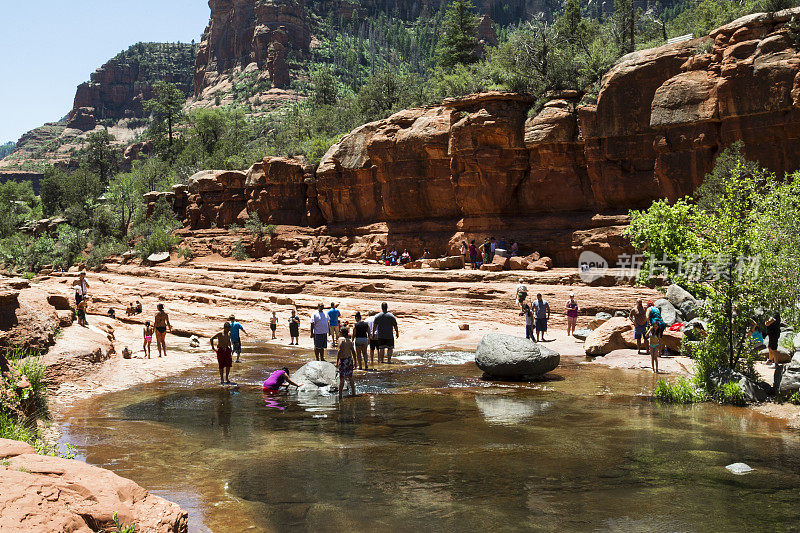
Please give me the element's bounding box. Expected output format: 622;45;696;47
436;0;480;70
145;81;185;159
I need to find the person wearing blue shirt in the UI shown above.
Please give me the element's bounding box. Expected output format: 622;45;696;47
228;315;246;363
327;303;341;347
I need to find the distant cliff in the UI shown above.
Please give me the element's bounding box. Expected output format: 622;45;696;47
67;42;198;131
156;8;800;266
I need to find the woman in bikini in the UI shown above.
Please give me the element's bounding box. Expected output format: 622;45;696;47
143;321;154;359
210;322;233;385
154;303;172;358
565;293;579;336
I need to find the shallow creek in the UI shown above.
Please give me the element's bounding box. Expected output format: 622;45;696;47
56;345;800;532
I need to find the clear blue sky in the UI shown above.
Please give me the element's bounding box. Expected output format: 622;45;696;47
0;1;210;144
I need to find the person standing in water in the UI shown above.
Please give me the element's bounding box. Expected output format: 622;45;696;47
143;321;154;359
327;302;341;347
311;303;329;361
228;315;246;363
262;367;300;391
211;322;234;385
647;322;661;373
288;309;300;345
154;304;172;357
565;292;579;336
337;328;357;400
353;312;370;370
269;311;278;340
372;302;399;364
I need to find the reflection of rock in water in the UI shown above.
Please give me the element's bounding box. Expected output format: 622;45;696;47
475;395;551;426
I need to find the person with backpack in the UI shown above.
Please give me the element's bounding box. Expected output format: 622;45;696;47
646;301;666;339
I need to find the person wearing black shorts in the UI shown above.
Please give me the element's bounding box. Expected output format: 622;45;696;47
371;302;399;364
288;310;300;345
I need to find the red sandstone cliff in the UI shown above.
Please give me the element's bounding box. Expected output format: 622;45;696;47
193;0;311;100
157;9;800;266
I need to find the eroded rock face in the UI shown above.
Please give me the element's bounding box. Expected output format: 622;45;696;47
167;9;800;265
194;0;311;98
0;439;188;532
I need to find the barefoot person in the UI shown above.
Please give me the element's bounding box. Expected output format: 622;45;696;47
327;303;341;347
288;310;300;345
154;303;172;357
337;328;356;400
630;299;649;354
372;302;399;364
262;367;300;391
521;303;534;340
565;292;579;336
143;321;154;359
269;311;278;340
647;323;661;373
311;303;329;361
365;312;378;365
353;312;370;370
532;294;550;342
210;322;233;384
228;315;246;363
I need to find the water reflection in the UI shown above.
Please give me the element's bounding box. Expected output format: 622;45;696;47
58;347;800;532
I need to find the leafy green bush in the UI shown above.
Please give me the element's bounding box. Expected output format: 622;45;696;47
86;240;126;270
653;378;706;403
788;391;800;405
232;239;249;260
244;213;276;240
716;381;747;406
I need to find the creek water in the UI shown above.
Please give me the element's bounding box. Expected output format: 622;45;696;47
56;345;800;532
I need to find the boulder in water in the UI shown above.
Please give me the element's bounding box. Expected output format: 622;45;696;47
475;333;559;379
293;360;339;392
726;463;753;475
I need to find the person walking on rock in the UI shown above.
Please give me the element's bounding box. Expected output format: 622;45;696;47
72;270;89;305
353;312;370;370
210;322;234;385
270;311;278;340
372;302;399;364
521;303;534;340
327;302;341;347
288;310;300;345
630;299;649;355
228;315;246;363
143;321;154;359
311;304;329;361
532;294;550;342
154;303;172;357
337;327;357;400
565;292;579;336
516;279;528;307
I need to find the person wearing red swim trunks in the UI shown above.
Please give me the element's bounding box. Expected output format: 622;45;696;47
211;322;234;385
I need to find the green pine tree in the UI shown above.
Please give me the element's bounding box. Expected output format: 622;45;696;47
436;0;480;70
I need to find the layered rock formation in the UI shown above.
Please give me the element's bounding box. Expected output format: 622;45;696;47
194;0;311;98
160;9;800;266
67;42;197;131
0;438;188;532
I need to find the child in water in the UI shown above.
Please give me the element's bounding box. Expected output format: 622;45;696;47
143;321;154;359
210;322;233;385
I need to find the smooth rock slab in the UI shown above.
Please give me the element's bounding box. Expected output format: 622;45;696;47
147;252;170;264
475;333;560;379
726;462;753;475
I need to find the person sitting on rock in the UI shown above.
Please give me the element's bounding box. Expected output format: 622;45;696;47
135;300;142;314
126;303;136;317
400;249;412;265
107;308;116;320
422;248;431;259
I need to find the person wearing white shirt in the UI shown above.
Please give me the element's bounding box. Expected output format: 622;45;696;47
310;303;329;361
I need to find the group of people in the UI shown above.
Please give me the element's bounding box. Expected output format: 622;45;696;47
207;302;399;399
462;237;519;269
629;299;669;373
381;249;414;266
